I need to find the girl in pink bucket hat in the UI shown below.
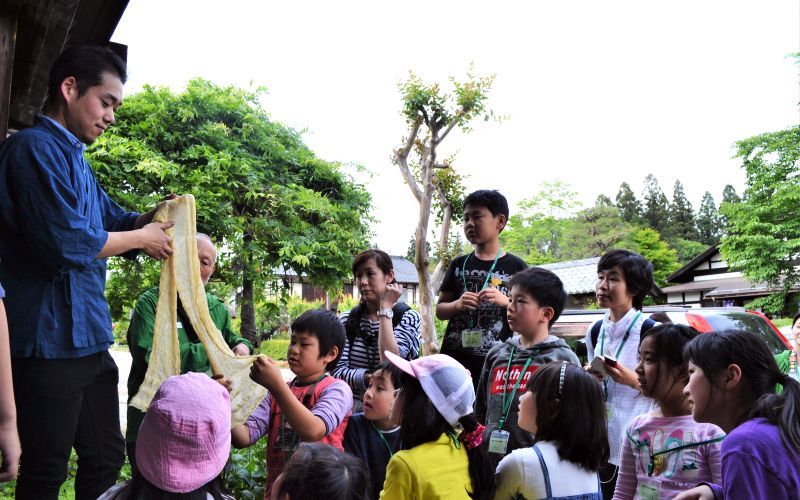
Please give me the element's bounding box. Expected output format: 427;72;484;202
380;351;494;499
98;372;234;499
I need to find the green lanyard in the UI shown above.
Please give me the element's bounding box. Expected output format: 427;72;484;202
461;248;503;292
600;311;641;401
646;436;725;477
599;310;642;359
279;373;327;454
498;346;534;430
372;422;396;458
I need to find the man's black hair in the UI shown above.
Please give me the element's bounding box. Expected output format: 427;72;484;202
291;308;346;371
508;266;566;327
46;45;128;109
597;249;654;310
463;190;510;219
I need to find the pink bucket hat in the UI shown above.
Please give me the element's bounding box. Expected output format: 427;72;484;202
136;372;231;493
385;351;475;427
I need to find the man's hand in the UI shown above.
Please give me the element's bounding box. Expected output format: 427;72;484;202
457;292;480;311
0;422;20;482
139;222;174;260
134;193;178;229
249;355;284;391
232;343;250;356
478;288;510;308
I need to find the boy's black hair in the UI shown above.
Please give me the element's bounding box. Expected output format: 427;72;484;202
527;362;609;472
597;249;655;310
277;442;371;500
396;372;496;500
684;330;800;451
639;323;699;396
508;266;566;327
46;45;128;109
463;190;510;220
291;308;346;371
372;359;402;389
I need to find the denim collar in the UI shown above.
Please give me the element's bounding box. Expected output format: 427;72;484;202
39;115;85;151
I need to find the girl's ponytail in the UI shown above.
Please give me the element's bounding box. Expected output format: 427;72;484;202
754;373;800;451
458;415;495;500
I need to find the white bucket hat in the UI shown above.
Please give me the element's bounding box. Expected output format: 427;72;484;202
385;351;475;427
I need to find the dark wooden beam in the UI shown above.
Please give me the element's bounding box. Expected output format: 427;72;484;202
0;7;17;140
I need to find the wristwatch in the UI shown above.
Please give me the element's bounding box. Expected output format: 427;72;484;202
377;308;394;319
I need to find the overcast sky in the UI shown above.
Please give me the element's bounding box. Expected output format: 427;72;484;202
112;1;800;255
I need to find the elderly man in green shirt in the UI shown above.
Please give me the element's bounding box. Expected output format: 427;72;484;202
125;233;251;473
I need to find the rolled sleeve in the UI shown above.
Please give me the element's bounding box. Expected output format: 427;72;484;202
312;380;353;434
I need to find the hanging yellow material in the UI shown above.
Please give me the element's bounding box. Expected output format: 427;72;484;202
129;195;267;426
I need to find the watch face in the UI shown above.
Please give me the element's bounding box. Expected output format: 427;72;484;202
381;308;394;319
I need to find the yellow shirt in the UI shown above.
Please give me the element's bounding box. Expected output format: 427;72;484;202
380;433;473;499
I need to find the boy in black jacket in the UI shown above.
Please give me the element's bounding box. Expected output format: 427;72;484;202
475;266;579;456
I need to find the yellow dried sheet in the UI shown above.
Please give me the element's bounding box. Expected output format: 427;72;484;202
129;195;266;426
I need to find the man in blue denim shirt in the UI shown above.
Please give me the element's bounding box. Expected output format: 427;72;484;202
0;46;173;499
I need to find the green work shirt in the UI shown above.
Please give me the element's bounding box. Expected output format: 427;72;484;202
125;286;252;442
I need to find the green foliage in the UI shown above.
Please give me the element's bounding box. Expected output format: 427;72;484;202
257;339;290;360
632;228;680;287
561;205;635;260
88;79;372;339
616;182;642;224
772;317;794;328
720;125;800;313
696;191;720;245
668;237;708;265
745;294;787;316
667;180;699;240
642;174;670;235
501;181;580;263
224;439;267;498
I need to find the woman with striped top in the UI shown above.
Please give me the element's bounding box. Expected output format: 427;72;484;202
332;249;422;411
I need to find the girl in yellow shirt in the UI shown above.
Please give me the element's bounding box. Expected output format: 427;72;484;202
380;352;494;500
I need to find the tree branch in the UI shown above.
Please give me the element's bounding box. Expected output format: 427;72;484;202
393;119;423;203
436;118;459;145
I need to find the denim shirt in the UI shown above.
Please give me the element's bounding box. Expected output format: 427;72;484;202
0;116;140;358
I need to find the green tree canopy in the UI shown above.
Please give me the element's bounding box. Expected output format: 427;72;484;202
561;205;635;260
642;174;670;234
615;181;642;224
90;79;372;340
696;191;720;245
720;125;800;314
632;227;680;287
501;181;579;264
667;180;699;240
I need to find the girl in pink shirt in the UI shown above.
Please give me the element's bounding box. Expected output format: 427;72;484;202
613;324;724;500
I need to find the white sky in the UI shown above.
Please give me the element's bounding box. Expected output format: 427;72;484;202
112;1;800;255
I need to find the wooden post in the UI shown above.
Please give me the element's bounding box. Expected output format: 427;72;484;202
0;9;17;141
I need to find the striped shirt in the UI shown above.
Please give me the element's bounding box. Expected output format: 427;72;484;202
332;308;422;398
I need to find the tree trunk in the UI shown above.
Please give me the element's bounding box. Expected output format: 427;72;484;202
415;182;438;355
430;192;453;294
238;232;258;345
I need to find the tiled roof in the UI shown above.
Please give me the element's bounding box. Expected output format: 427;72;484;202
391;256;419;284
275;256;419;285
539;257;600;295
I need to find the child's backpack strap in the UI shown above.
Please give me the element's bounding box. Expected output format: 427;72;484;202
590;320;603;351
532;444;553;499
